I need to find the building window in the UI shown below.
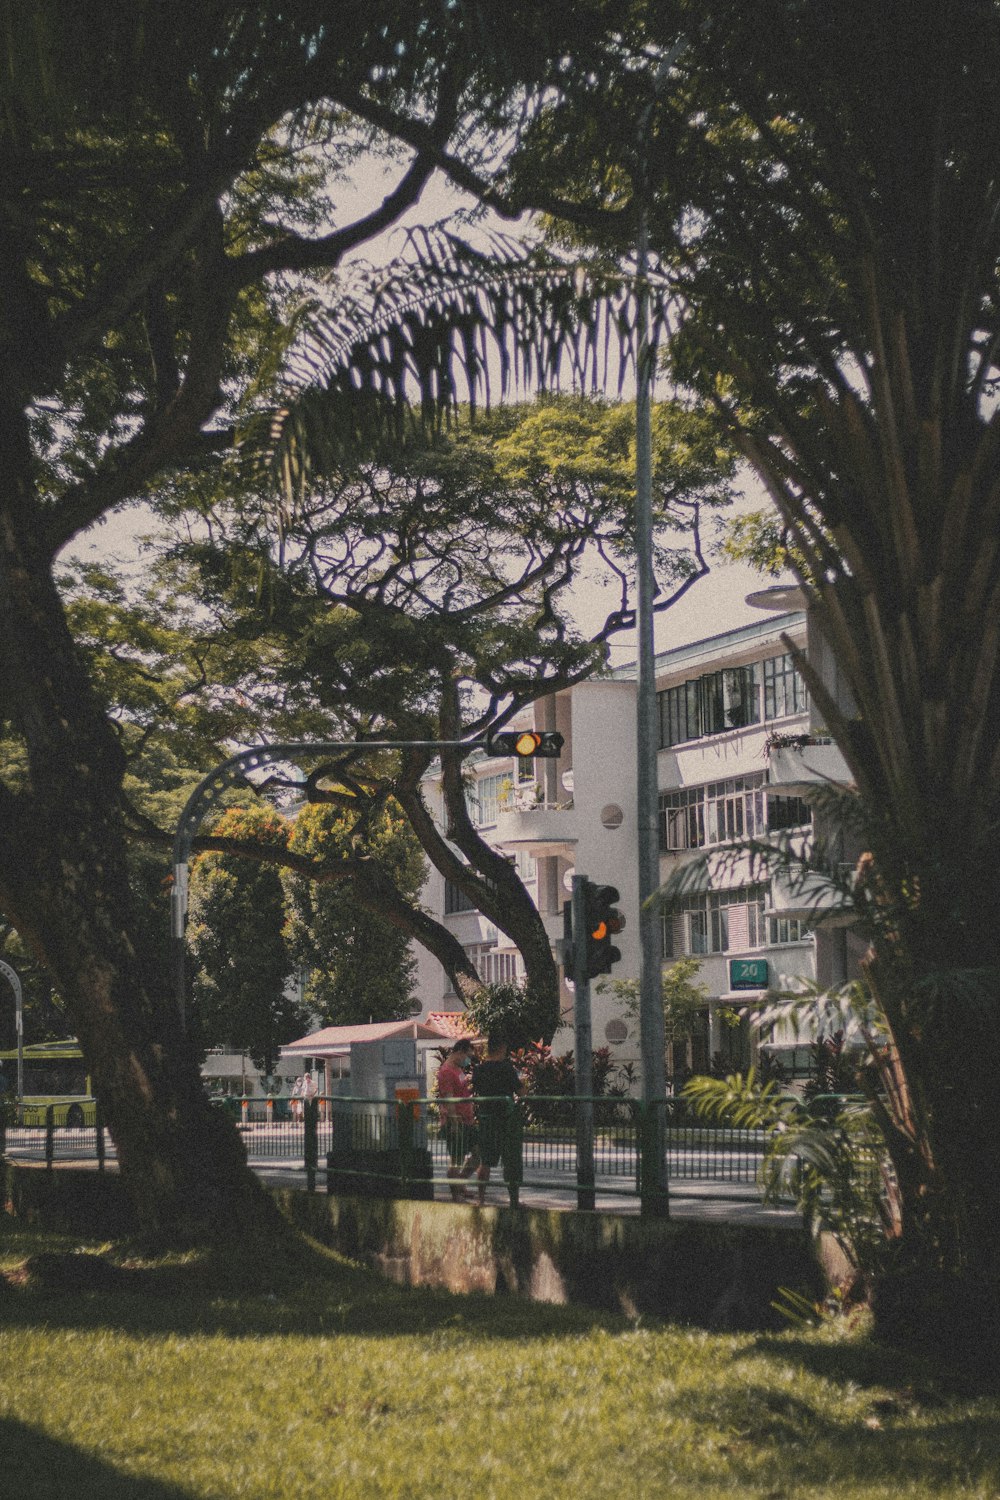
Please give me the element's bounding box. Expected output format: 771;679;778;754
444;879;477;915
764;652;809;720
769;914;809;945
708;885;767;952
671;886;813;956
687;906;709;955
657;651;808;748
659;677;702;747
660;773;806;851
767;793;812;831
658;665;761;748
673;886;768;955
468;773;504;828
660;785;706;851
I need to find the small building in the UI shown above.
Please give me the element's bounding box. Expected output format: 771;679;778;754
281;1018;453;1097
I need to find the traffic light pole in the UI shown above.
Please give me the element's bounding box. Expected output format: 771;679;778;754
571;875;596;1211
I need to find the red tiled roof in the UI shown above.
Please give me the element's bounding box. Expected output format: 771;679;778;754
426;1011;479;1039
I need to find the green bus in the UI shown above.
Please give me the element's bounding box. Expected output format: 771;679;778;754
0;1038;96;1127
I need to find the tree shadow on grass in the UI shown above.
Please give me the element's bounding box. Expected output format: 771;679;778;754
0;1416;196;1500
0;1234;632;1344
748;1329;1000;1399
668;1374;1000;1496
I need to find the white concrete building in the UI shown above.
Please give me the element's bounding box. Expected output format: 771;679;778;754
412;588;858;1087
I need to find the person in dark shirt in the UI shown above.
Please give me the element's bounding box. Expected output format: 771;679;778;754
471;1032;520;1205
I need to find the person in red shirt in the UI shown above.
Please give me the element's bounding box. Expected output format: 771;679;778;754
436;1038;480;1200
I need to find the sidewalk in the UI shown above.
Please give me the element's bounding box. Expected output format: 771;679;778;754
253;1161;801;1228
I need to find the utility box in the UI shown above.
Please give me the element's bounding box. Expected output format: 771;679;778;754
332;1038;430;1179
332;1038;431;1164
349;1037;419;1099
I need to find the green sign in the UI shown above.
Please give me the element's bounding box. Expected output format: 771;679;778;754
729;958;769;991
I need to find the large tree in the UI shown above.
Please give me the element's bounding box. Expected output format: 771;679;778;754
188;805;304;1075
166;396;733;1029
0;1;625;1239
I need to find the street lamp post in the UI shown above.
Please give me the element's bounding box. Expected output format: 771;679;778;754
632;45;685;1215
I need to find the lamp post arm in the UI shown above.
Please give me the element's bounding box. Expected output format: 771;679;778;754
170;736;489;1030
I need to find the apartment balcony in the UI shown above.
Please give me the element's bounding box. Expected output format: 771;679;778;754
494;798;578;857
766;864;856;929
766;737;852;797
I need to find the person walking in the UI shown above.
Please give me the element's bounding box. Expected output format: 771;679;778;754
436;1039;479;1200
471;1033;520;1205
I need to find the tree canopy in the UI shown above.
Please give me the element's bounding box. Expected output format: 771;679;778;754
154;394;733;1019
189;806;301;1075
0;0;641;1239
285;799;424;1026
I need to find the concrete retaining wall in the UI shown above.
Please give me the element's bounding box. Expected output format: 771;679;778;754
277;1190;823;1330
1;1164;826;1330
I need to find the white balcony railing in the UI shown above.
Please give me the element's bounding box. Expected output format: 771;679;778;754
494;798;578;853
766;738;852;797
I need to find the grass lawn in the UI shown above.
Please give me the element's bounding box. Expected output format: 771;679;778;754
1;1219;998;1500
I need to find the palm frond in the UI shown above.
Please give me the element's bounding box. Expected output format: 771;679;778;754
750;977;884;1047
267;224;676;502
652;831;859;927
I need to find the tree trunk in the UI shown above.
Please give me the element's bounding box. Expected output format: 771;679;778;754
0;401;273;1243
397;731;563;1039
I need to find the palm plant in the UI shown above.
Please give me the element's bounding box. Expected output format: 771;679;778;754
684;1064;896;1294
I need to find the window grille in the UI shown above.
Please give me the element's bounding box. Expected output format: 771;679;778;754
768;914;809;944
444;880;477;915
468;773;504;827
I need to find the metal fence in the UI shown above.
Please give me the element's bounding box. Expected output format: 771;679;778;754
0;1093;822;1211
2;1100;109;1170
214;1093;774;1208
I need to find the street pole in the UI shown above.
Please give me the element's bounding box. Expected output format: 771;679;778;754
634;144;670;1216
0;960;24;1106
571;876;595;1211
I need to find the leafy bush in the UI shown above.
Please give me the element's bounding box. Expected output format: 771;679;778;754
463;981;559;1051
804;1030;860;1102
513;1042;623;1125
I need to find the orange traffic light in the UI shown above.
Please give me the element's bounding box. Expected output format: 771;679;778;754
485;729;564;758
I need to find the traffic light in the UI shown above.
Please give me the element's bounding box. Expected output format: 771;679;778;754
484;729;564;759
584;882;625;978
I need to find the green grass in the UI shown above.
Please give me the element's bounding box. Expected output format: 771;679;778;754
1;1221;998;1500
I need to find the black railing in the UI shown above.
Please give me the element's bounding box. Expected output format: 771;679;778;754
1;1093;875;1213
